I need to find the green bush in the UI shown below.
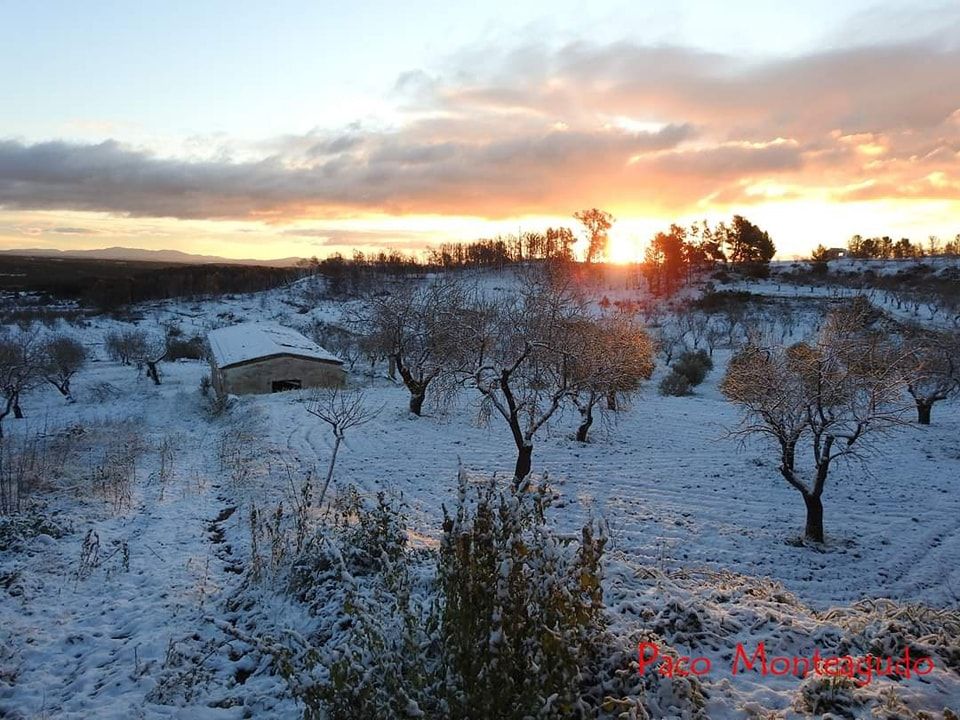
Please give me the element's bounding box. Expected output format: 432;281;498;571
658;371;692;396
263;472;611;720
164;334;205;360
439;470;608;719
672;349;713;386
279;490;436;720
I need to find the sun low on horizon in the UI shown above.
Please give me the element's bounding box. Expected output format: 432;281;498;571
0;0;958;262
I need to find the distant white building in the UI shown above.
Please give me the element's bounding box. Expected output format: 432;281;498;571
206;322;345;395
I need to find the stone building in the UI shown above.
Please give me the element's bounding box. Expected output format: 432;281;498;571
206;322;345;395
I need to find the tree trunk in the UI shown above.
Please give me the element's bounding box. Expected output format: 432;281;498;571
916;400;932;425
576;407;593;442
803;493;825;543
146;361;161;385
606;392;617;411
409;391;424;416
514;444;533;481
317;434;342;510
0;397;12;437
12;394;23;420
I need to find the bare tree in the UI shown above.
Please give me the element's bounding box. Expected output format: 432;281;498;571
574;208;614;264
305;388;381;508
456;273;588;483
721;311;907;543
719;305;745;347
678;311;708;350
898;326;960;424
568;312;655;441
654;320;685;366
42;334;87;401
105;329;148;366
130;334;166;385
704;319;725;357
356;278;464;415
0;329;43;435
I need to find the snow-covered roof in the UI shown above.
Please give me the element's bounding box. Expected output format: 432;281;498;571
207;322;343;369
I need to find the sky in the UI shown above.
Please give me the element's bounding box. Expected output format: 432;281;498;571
0;0;958;261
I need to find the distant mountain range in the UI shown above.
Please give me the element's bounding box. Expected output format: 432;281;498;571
0;246;304;267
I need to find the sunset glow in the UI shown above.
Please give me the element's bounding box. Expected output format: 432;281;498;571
1;1;958;260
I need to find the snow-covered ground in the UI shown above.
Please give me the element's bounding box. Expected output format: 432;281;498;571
1;272;958;718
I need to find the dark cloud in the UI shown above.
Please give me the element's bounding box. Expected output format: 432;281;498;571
1;30;958;221
0;124;694;219
49;226;99;235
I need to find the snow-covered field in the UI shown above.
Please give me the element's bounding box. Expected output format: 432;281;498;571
1;271;958;719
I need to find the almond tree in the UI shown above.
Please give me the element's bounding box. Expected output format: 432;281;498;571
721;310;907;543
568;312;655;441
0;329;43;435
42;334;87;401
457;274;587;483
358;278;464;415
654;320;685;366
105;329;148;366
132;335;167;385
898;326;959;424
678;311;709;349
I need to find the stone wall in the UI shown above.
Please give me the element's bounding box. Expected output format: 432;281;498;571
219;355;346;395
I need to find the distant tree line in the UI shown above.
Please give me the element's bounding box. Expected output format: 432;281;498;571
301;227;580;297
812;234;960;261
427;227;578;268
0;256;303;311
84;264;301;311
0;257;302;312
308;211;776;300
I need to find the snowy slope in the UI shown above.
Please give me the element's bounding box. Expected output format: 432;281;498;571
1;273;958;718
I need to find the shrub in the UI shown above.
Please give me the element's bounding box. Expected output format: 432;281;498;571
165;334;205;361
438;470;608;719
0;512;67;550
794;677;862;717
658;371;692;396
672;349;714;386
740;262;771;280
693;289;754;313
0;433;56;515
243;471;611;720
275;490;438;720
